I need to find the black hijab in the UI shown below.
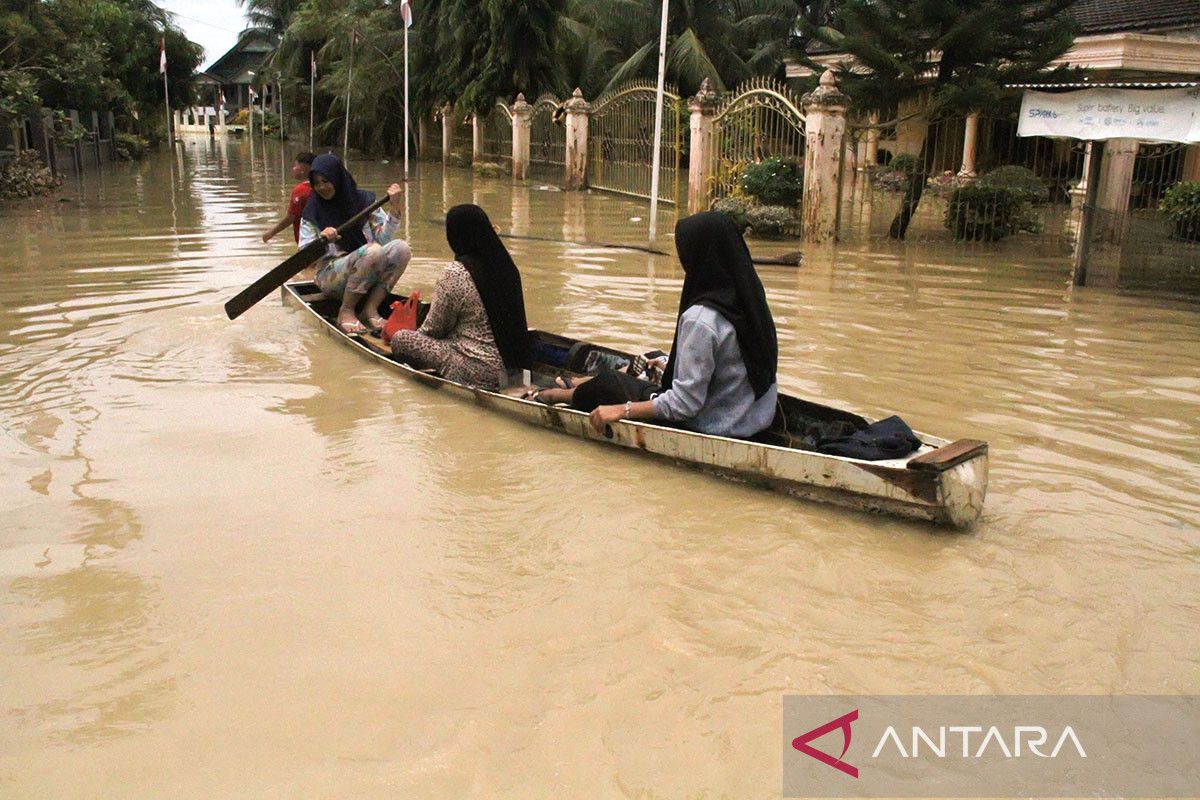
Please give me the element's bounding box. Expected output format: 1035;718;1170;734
301;153;375;252
663;211;777;398
445;204;530;370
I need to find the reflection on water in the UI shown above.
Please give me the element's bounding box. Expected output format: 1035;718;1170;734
0;138;1197;797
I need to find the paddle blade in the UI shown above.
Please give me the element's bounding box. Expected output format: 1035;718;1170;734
224;240;327;320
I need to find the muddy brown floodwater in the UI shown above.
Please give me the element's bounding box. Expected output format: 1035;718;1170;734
1;139;1198;798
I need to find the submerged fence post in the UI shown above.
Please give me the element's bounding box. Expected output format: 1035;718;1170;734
441;102;453;165
801;70;849;243
471;113;483;164
511;93;532;181
563;88;590;190
686;78;718;214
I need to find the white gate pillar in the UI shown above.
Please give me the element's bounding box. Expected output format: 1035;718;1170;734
686;79;718;214
563;88;590;190
441;102;453;165
511;94;532;181
958;112;980;178
801;70;849;243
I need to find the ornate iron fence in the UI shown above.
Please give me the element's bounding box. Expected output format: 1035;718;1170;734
479;101;513;164
587;81;682;205
707;78;806;201
529;94;565;179
839;112;1087;246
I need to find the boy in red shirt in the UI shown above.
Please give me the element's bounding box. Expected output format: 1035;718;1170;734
261;151;316;243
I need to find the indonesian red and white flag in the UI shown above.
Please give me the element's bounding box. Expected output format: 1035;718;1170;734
400;0;413;28
159;37;167;74
310;50;317;79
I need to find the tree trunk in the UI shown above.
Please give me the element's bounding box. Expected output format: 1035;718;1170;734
887;123;939;239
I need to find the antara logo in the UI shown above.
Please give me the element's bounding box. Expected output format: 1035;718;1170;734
792;710;1089;780
792;709;859;778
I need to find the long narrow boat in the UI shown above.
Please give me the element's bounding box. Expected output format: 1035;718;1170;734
282;282;988;528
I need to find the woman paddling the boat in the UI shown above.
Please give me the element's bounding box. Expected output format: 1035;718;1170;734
532;211;778;439
388;204;531;389
299;153;411;334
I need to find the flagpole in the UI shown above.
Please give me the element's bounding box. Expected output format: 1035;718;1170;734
278;80;284;141
260;83;266;139
648;0;670;242
161;39;172;146
403;19;410;178
309;51;315;147
343;28;355;157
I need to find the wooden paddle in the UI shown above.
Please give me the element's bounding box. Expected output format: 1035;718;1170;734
224;194;390;320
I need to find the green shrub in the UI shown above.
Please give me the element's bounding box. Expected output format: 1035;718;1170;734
739;157;802;207
711;196;750;233
944;186;1025;241
1161;181;1200;243
473;161;506;178
113;132;148;161
0;150;61;199
745;205;793;238
978;165;1047;204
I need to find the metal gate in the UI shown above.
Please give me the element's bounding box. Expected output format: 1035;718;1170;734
707;78;806;206
587;81;682;204
479;101;512;165
529;95;565;179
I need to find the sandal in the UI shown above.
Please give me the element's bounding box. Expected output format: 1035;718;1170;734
555;374;575;389
339;319;369;335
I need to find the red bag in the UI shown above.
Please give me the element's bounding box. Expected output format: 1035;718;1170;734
382;291;421;343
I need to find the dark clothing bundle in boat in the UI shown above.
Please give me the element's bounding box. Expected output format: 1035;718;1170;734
814;415;922;461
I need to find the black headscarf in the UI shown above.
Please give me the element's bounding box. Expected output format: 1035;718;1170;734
445;204;531;370
663;211;777;398
301;153;375;252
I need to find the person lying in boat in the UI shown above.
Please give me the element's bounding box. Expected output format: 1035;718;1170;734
530;210;778;439
388;204;530;389
299;153;411;334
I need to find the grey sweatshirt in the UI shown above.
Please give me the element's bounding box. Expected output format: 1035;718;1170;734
651;305;777;438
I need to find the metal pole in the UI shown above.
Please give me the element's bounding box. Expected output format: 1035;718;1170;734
404;22;410;178
343;29;354;157
261;83;266;138
309;53;315;147
647;0;670;241
163;68;172;146
278;81;284;141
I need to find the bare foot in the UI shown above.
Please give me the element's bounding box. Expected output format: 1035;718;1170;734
363;315;387;332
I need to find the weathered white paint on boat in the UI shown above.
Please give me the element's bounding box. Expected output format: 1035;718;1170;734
283;284;988;528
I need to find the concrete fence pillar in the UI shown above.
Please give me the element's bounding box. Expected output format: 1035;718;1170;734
511;93;532;181
441;102;453;165
1097;137;1139;242
563;88;590;190
801;69;849;243
1181;144;1200;181
958;112;980;178
864;111;880;169
686;78;719;214
472;113;483;163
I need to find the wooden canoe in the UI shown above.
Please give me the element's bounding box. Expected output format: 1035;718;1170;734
282;282;988;528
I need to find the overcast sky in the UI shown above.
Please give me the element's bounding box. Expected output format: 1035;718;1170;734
159;0;247;70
